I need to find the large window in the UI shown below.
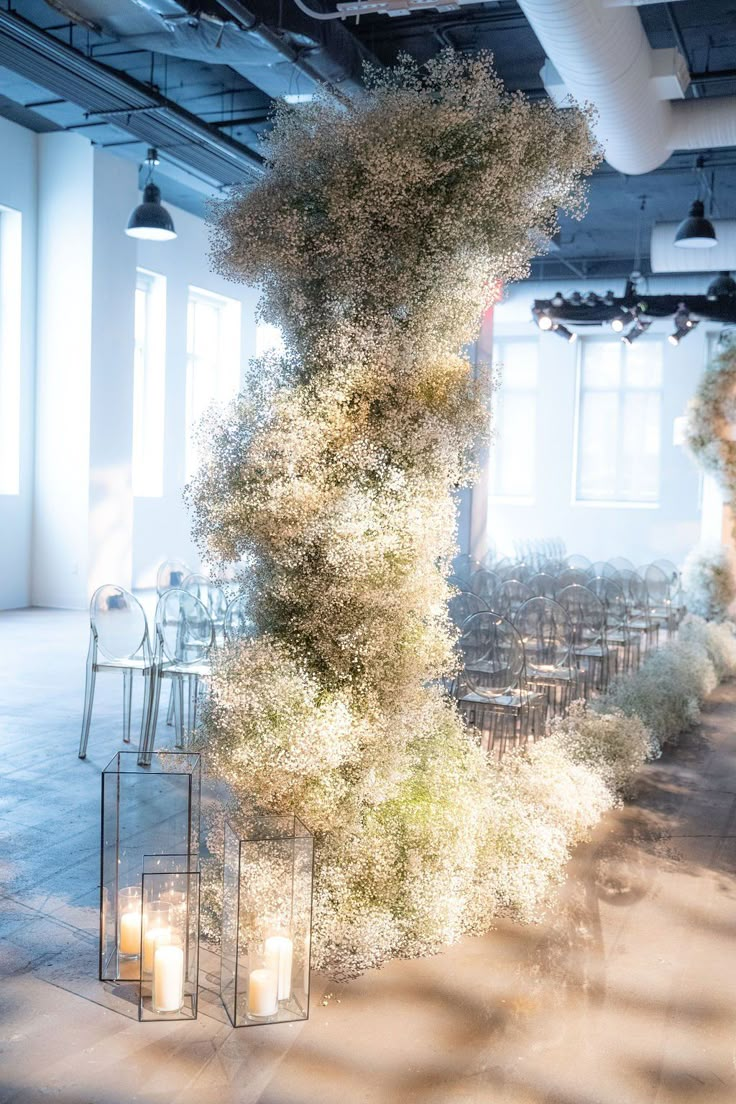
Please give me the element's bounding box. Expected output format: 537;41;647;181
575;339;662;505
489;339;538;501
0;207;22;496
185;287;241;480
132;269;166;497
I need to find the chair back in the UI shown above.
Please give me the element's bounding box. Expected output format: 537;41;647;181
223;595;257;643
587;576;628;629
492;578;533;619
527;572;558;599
155;589;213;666
557;567;590;591
156;559;191;596
513;597;573;671
642;564;670;605
565;553;591;571
467;568;498;604
183;573;228;624
91;585;149;662
457;612;525;698
557;584;606;646
452;554;482;581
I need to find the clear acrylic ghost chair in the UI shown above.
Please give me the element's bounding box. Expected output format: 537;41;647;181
448;586;489;629
492;578;533;620
223;594;257;643
556;567;590;591
619;570;659;651
588;576;640;675
139;589;214;765
556;584;610;694
156;559;191;596
513;597;581;716
565;553;591;571
527;572;558;599
183;573;228;639
455;612;545;754
452;553;482;581
609;556;636;574
79;585;153;759
642;564;674;636
589;561;619;581
467;569;498;606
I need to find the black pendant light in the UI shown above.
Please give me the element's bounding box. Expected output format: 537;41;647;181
674;157;717;249
674;199;717;249
126;148;176;242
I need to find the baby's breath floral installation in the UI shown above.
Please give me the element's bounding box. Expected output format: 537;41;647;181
681;545;736;621
685;337;736;519
187;51;600;977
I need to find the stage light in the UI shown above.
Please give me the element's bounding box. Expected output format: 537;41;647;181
621;319;651;345
553;323;577;343
668;304;698;345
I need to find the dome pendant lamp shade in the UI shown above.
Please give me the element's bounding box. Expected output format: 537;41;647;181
673;199;717;249
126;182;176;241
126;150;176;241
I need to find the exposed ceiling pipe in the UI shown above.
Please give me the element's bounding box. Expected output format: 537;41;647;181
516;0;736;174
0;9;264;186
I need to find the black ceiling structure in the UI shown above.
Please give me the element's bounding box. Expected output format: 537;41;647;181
0;0;733;281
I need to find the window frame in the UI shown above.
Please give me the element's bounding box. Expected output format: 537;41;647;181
571;336;662;509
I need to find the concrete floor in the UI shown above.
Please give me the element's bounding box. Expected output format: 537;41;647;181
2;608;736;1104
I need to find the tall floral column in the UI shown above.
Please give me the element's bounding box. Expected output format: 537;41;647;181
187;52;598;977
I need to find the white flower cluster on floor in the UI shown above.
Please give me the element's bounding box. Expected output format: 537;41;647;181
188;51;728;978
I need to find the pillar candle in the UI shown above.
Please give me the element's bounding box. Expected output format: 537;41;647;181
152;944;184;1014
119;909;141;957
142;925;171;975
247;968;278;1018
265;935;293;1001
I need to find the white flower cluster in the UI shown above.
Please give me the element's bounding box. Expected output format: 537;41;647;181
681;545;736;621
685;338;736;513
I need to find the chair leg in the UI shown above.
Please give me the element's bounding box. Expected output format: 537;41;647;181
139;668;153;752
174;677;185;749
188;675;199;738
167;683;175;727
138;668;162;767
78;642;97;759
122;669;132;744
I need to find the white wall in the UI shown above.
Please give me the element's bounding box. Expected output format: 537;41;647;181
0;124;260;610
475;276;720;568
0;117;36;609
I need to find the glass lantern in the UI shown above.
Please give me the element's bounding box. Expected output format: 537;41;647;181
139;854;200;1021
221;815;314;1027
99;750;201;983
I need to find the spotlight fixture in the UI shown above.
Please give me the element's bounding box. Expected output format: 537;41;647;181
552;323;577;343
610;309;632;333
551;291;565;307
621;318;651;345
533;307;554;331
707;272;736;300
674;199;717;249
126;148;177;241
668;303;698;345
568;291;582;306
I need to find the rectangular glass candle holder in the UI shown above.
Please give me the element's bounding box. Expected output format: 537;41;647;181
99;750;201;983
139;854;200;1021
221;815;314;1027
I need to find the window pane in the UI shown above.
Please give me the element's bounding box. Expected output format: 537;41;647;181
490;340;537;499
185;287;242;480
132;269;166;497
577;391;618;500
582;342;620;390
576;338;661;504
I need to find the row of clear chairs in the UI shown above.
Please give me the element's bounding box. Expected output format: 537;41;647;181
78;583;254;765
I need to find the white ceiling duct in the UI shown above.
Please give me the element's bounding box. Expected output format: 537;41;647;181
651;220;736;272
517;0;736;174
